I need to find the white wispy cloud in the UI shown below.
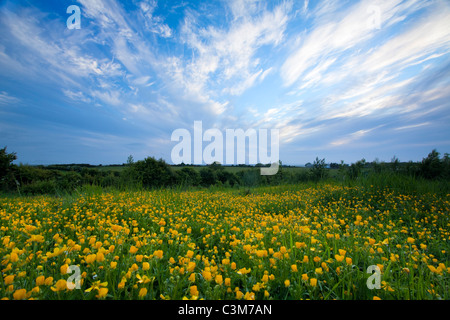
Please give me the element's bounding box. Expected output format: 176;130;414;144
90;90;122;106
0;91;20;105
330;125;383;147
394;122;431;131
63;90;91;103
166;0;292;110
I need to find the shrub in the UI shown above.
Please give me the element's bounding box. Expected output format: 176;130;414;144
419;149;443;180
133;157;176;188
175;167;201;186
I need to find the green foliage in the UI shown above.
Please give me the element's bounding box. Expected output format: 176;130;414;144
1;148;449;195
0;146;17;191
20;180;57;195
237;169;260;187
133;157;176;189
310;157;328;181
175;167;201;186
348;159;366;180
419;149;445;180
199;167;217;186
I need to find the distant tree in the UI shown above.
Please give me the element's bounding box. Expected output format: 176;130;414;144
329;162;340;169
310;157;328;181
126;155;134;166
391;155;400;172
372;158;382;174
348;159;366;180
176;167;201;186
443;153;450;179
133;157;176;188
405;160;419;177
338;160;348;181
199;167;217;186
238;169;260;187
208;161;224;171
0;147;17;191
419;149;443;179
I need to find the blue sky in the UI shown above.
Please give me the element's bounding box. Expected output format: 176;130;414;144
0;0;449;165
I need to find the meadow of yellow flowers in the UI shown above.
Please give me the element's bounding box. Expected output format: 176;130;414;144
1;184;449;300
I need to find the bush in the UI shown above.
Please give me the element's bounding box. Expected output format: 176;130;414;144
310;157;328;181
237;169;260;187
419;149;444;180
175;167;201;186
200;168;217;187
133;157;176;188
0;147;17;191
21;180;57;195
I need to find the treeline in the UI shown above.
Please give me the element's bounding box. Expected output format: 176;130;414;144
0;147;449;195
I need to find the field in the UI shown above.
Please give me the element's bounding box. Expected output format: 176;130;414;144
1;182;449;300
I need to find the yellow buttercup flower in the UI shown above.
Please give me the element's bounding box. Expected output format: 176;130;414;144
60;264;69;274
237;267;251;275
190;285;199;297
138;288;147;298
244;292;255;300
51;279;67;292
4;275;14;285
136;274;152;284
129;246;138;254
10;252;19;263
85;280;108;293
96;252;105;262
96;288;108;299
35;275;45;286
153;250;163;259
44;277;54;286
13;289;27;300
118;280;126;289
202;270;212;281
187;261;196;273
85;254;96;264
